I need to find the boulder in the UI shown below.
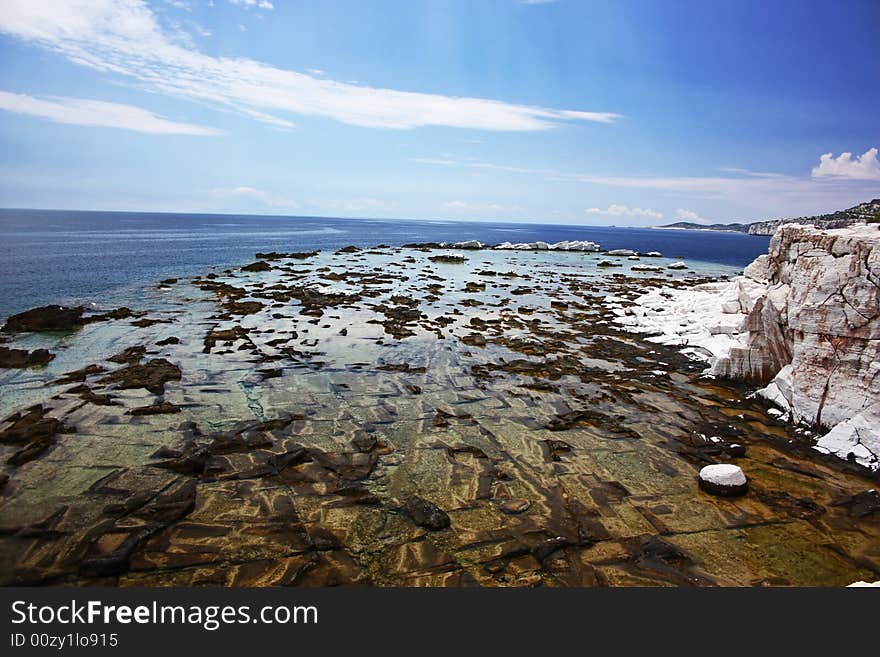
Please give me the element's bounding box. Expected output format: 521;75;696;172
698;464;748;497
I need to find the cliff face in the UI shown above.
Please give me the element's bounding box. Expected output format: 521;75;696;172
713;224;880;467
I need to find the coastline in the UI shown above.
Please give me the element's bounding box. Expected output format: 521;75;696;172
1;239;878;586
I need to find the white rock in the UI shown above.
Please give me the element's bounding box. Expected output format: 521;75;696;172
667;261;688;269
698;464;748;496
494;240;600;252
606;249;638;256
453;240;483;249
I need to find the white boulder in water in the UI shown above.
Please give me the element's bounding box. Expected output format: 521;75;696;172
698;464;749;497
668;261;688;269
605;249;638;256
452;240;483;249
643;251;663;257
494;240;600;252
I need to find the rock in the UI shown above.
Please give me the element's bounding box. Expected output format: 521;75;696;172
495;240;600;251
667;261;688;270
0;405;73;467
242;260;272;272
606;249;638;256
0;346;55;368
613;223;880;470
100;358;182;394
499;499;531;514
698;464;749;497
3;305;85;332
402;496;451;530
128;401;181;416
429;254;467;264
597;260;622;268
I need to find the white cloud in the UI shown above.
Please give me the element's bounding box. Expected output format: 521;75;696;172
229;0;273;9
0;0;619;132
443;200;524;214
0;90;220;135
584;204;663;219
412;158;457;166
211;185;295;208
811;148;880;181
675;208;707;223
306;68;325;76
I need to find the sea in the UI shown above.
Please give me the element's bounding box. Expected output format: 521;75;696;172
0;209;770;320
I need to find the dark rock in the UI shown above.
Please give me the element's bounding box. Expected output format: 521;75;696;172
242;260;272;272
429;255;467;264
3;305;85;332
156;336;180;346
128;401;181;416
108;346;147;364
100;358;182;394
402;496;451;530
52;364;106;385
0;346;55;368
833;489;880;518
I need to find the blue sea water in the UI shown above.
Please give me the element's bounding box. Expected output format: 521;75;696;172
0;209;770;320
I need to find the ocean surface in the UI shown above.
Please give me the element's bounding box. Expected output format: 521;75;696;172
0;209;770;320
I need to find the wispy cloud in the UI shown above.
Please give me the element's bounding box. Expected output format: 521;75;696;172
0;90;220;135
413;150;880;219
0;0;619;132
675;208;708;223
211;185;295;208
412;157;457;166
585;204;663;219
811;147;880;181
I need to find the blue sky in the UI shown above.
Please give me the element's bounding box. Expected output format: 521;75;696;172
0;0;878;225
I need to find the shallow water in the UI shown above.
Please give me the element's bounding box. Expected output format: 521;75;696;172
0;246;876;587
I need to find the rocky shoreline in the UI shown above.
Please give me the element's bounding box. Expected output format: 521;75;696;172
612;224;880;470
0;240;878;586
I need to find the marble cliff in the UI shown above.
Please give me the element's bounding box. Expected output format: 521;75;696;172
616;224;880;469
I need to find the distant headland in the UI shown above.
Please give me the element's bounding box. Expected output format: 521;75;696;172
653;198;880;235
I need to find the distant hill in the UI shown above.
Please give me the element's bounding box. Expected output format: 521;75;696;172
746;198;880;235
655;199;880;236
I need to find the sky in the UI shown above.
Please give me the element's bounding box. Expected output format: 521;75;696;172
0;0;878;226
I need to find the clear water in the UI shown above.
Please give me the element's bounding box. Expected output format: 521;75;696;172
0;208;770;319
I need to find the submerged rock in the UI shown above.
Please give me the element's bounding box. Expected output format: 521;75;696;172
402;496;451;530
100;358;182;395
